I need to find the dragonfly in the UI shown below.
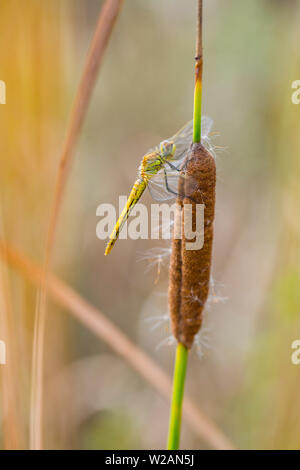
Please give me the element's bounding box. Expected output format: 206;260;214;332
104;116;213;255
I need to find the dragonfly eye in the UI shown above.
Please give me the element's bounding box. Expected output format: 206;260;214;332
160;140;176;158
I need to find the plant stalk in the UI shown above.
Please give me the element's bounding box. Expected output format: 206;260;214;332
0;239;235;450
193;0;203;143
167;342;188;449
29;0;124;450
167;0;203;450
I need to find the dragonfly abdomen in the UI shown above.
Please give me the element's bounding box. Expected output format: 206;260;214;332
104;178;147;255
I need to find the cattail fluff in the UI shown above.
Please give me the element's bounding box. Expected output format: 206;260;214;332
168;143;216;349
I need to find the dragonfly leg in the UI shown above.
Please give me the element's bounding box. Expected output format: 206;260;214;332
164;167;196;203
165;161;181;172
163;167;180;197
166;158;189;172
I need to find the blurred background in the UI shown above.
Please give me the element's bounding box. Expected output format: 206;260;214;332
0;0;300;450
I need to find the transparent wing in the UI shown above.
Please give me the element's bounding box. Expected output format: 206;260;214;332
200;116;214;140
169;116;213;143
145;116;215;202
148;171;179;201
147;166;198;202
166;121;192;162
144;116;214;161
168;116;214;161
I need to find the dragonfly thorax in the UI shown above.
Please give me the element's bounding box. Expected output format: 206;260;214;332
159;140;176;160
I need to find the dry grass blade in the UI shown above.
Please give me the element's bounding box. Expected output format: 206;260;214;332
0;210;25;449
31;0;124;449
0;257;25;449
48;0;124;248
0;240;235;450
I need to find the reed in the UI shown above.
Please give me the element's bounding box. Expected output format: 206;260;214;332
30;0;124;449
167;0;216;449
0;240;234;450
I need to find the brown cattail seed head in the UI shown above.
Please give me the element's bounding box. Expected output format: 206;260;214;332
168;143;216;349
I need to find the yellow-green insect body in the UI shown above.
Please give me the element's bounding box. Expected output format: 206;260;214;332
104;117;213;255
105;142;176;256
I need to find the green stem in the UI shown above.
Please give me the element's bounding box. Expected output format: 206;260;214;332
193;74;202;143
167;342;188;449
167;0;202;450
193;0;203;143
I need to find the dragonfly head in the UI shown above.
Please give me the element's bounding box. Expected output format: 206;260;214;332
160;140;176;159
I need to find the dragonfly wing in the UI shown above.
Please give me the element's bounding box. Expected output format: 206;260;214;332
169;116;214;145
166;171;199;198
148;171;175;201
143;116;214;163
169;121;193;161
200;116;216;157
148;184;174;202
201;116;213;140
164;164;200;197
148;167;199;202
168;116;214;161
168;120;193;145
